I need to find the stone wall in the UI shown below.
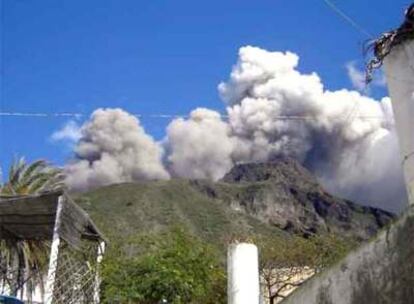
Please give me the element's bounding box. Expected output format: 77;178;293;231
281;206;414;304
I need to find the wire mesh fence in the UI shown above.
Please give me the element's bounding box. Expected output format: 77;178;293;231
48;240;100;304
0;239;102;304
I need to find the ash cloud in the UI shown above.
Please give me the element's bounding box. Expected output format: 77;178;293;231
346;61;367;92
63;46;406;212
65;108;169;190
165;108;234;180
218;46;405;211
50;120;82;151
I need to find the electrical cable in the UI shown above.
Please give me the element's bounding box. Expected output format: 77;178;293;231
0;111;391;121
322;0;374;39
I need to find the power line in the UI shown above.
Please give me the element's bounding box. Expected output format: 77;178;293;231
322;0;374;38
0;112;188;119
0;112;83;118
0;111;392;121
321;0;375;126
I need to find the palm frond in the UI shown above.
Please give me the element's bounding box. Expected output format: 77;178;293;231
0;158;67;299
20;160;48;184
2;159;66;195
8;158;26;187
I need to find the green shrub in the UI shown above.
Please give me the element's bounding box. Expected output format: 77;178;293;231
101;228;226;304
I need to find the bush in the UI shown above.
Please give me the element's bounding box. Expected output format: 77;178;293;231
101;228;226;304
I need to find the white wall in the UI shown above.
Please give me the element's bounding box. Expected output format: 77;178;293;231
384;39;414;205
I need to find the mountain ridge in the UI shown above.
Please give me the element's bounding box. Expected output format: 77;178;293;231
75;158;394;244
216;158;394;240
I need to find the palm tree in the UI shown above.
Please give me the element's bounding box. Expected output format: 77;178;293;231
0;158;65;196
0;158;66;302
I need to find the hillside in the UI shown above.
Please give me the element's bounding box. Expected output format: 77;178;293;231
75;158;394;245
75;179;287;247
216;158;394;240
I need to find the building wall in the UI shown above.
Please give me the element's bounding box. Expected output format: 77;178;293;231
281;205;414;304
384;39;414;205
261;267;315;303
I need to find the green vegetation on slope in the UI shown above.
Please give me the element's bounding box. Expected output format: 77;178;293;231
75;177;356;304
75;179;289;249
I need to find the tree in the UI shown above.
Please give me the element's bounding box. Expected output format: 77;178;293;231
0;158;66;301
101;228;226;304
258;235;354;303
0;158;65;196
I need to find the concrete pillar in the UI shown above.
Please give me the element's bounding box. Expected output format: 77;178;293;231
227;243;260;304
384;40;414;205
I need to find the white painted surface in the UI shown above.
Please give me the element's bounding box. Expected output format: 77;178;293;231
279;39;414;304
228;243;260;304
281;206;414;304
93;241;106;304
44;196;64;304
384;40;414;205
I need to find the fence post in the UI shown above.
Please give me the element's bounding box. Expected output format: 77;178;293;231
93;241;106;303
44;196;64;304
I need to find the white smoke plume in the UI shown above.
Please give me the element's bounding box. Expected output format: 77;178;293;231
63;46;406;211
217;46;405;211
346;61;367;92
165;108;234;180
51;120;82;144
65;108;169;190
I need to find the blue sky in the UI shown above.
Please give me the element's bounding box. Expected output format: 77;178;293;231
0;0;410;172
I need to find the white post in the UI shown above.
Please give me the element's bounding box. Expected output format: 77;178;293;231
44;196;64;304
384;39;414;205
93;241;106;304
227;243;260;304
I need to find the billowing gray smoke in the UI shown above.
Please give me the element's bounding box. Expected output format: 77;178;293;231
216;46;406;211
165;108;234;180
63;46;407;212
164;46;405;211
65;108;169;190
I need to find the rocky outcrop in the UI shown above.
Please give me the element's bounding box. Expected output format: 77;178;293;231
192;158;394;241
